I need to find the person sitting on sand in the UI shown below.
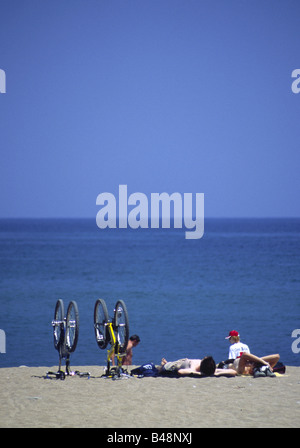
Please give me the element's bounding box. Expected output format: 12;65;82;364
229;352;280;377
122;334;140;365
159;356;237;377
225;330;250;359
112;334;141;367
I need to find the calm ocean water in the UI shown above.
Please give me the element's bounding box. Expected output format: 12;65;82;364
0;218;299;368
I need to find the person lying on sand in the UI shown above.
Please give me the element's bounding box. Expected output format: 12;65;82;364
159;356;237;377
229;352;280;377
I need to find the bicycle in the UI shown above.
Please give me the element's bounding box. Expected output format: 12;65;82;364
47;299;81;379
94;299;129;378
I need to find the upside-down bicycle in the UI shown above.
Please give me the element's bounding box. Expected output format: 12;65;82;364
47;299;82;379
94;299;129;378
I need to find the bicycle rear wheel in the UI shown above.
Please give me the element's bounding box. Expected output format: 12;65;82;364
53;299;65;351
113;300;129;355
94;299;109;349
65;301;79;353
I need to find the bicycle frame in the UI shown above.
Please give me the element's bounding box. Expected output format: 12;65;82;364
105;321;126;377
49;300;82;380
51;316;71;377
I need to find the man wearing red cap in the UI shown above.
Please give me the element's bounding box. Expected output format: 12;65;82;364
225;330;250;360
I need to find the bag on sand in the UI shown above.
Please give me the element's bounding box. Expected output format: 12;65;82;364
131;363;159;377
272;361;286;374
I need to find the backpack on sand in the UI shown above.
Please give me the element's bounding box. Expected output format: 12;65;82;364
131;363;159;377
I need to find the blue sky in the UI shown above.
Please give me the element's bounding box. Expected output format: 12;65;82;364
0;0;299;218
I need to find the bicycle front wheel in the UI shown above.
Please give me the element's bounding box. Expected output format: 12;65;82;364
94;299;109;349
113;300;129;355
65;301;79;353
53;299;65;351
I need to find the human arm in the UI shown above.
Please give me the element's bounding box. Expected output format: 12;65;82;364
178;368;237;377
214;368;237;377
177;368;202;376
237;352;270;375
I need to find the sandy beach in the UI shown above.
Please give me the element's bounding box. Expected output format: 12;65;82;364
0;365;299;428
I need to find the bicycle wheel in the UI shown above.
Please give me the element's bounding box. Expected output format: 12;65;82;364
94;299;109;349
65;301;79;353
113;300;129;355
53;299;65;351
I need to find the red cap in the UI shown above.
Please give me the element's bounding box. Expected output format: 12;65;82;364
225;330;239;339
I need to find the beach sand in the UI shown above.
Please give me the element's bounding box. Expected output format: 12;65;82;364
0;365;299;428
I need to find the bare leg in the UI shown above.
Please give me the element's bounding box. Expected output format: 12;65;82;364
237;353;269;374
237;353;280;374
260;354;280;369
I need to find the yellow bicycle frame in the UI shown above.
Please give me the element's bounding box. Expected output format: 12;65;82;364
105;321;126;376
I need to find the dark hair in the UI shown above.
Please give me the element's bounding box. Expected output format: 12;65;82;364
130;334;140;343
200;356;216;376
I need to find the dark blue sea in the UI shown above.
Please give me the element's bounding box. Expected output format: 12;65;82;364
0;218;299;368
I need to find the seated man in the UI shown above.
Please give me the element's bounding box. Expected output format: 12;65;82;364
122;334;140;365
112;334;140;366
